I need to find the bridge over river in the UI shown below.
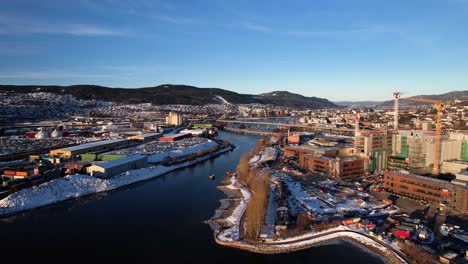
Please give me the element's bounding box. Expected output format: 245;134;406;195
216;119;355;137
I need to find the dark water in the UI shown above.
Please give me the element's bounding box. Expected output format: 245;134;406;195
0;132;384;263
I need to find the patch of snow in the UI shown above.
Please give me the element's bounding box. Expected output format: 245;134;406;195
214;95;231;105
217;176;251;242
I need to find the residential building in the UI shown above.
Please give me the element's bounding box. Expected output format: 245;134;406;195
166;112;182;126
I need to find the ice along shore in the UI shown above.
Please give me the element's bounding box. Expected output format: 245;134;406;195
0;140;234;217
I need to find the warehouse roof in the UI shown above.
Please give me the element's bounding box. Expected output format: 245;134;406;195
60;139;127;152
97;154;146;169
161;133;189;138
129;132;162;138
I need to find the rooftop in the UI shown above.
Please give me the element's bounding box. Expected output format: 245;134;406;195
388;171;450;185
129;132;162;138
60;139;127;152
97;154;146;169
161;133;189;139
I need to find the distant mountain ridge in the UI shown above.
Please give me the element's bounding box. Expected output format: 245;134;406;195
334;101;383;107
380;90;468;106
0;84;336;108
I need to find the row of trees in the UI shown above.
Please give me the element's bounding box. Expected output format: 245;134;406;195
245;169;270;240
236;139;271;240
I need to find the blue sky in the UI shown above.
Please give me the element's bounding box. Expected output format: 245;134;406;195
1;0;467;101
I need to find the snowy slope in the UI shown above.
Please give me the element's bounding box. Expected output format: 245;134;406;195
214;95;231;105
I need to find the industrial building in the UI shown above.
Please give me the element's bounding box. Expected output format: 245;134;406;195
179;129;208;137
166;112;182;126
384;171;468;213
80;153;127;162
87;154;147;179
128;132;162;142
159;133;191;142
50;139;129;158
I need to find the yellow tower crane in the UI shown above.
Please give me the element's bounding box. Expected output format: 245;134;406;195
402;97;444;175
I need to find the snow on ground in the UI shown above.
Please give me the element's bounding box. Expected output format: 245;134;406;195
214;95;231;105
217;176;251;242
147;140;218;163
0;144;232;216
270;225;387;253
283;178;335;214
250;147;278;166
258;147;278;163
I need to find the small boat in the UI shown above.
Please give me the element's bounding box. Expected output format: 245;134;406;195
209;174;215;180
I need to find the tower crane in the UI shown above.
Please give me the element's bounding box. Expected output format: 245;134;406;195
401;97;445;176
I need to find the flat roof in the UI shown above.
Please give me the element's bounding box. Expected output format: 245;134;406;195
444;160;468;165
58;139;127;152
286;144;340;151
130;132;162;138
389;171;449;185
161;133;189;139
97;154;146;169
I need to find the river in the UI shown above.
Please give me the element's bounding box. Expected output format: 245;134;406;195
0;132;385;263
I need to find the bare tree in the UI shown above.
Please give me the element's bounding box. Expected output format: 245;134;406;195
245;170;270;240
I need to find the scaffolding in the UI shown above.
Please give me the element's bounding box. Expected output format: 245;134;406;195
408;138;427;173
395;136;409;158
462;141;468;162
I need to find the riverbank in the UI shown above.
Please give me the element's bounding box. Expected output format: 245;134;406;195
0;141;235;217
208;169;406;264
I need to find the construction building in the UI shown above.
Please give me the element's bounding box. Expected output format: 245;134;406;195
384;171;468;213
50;139;129;158
354;130;392;173
390;130;463;174
87;154;147;179
166;112;182;126
128;132;162;142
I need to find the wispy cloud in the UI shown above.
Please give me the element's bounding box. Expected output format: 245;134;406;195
0;13;125;36
0;70;113;79
242;21;399;37
0;64;177;80
244;22;272;32
154;15;201;25
290;25;399;37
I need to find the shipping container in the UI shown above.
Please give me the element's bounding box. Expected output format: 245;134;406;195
3;170;16;176
395;229;410;239
15;171;29;176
